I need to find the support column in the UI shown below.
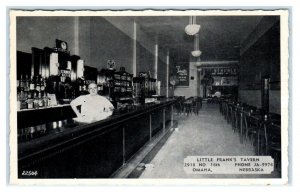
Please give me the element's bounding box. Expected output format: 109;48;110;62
166;50;170;98
261;76;270;113
122;127;125;165
163;108;166;133
132;21;137;76
171;105;174;128
74;17;79;55
154;44;158;79
149;114;152;141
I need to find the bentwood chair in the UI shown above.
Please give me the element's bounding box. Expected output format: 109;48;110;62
259;113;281;156
231;102;241;133
227;102;234;125
190;97;201;115
266;120;281;170
244;108;264;155
175;96;185;115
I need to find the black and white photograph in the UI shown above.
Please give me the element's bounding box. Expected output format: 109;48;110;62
9;9;289;185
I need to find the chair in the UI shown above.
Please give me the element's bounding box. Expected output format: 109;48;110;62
235;105;245;143
175;96;185;115
231;103;240;132
190;97;201;115
259;113;281;156
244;108;264;155
266;121;281;170
227;103;234;124
219;98;225;114
223;100;230;121
197;97;202;111
207;96;213;104
238;103;251;144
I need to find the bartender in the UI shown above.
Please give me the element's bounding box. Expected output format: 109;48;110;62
70;83;114;123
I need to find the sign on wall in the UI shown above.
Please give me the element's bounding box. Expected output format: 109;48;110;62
175;62;189;87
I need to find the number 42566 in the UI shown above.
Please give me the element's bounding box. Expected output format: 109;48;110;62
22;171;38;176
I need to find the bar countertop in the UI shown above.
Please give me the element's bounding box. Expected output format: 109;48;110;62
18;99;175;160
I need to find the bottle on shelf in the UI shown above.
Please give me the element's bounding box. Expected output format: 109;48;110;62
43;93;49;107
19;74;24;92
38;92;44;108
29;75;35;97
33;92;39;109
35;75;41;93
20;90;28;110
40;76;45;96
24;75;30;94
26;91;34;109
17;93;21;111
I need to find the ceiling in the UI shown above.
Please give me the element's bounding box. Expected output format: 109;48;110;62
134;16;263;61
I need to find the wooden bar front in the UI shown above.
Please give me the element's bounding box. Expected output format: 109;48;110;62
18;100;175;178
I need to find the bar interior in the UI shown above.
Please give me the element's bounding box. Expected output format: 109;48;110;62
16;15;282;178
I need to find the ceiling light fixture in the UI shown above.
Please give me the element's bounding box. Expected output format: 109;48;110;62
185;16;201;36
191;33;202;57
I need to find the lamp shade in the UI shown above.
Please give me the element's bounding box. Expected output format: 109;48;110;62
185;24;201;36
191;50;202;57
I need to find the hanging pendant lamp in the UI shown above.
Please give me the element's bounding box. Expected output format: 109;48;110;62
185;16;201;36
191;33;202;57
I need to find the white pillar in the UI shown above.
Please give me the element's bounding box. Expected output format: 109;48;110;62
132;21;137;76
166;50;170;97
154;44;158;79
74;17;79;55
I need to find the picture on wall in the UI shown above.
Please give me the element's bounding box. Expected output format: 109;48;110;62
175;62;189;87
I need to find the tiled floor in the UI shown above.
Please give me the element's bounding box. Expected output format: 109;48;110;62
139;103;280;178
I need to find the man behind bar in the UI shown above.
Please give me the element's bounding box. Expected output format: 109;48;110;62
70;83;114;123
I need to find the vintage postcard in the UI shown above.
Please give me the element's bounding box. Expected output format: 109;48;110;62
9;9;289;185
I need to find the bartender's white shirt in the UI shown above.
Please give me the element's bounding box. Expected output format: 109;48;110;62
72;94;114;122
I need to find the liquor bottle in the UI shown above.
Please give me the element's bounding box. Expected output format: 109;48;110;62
78;84;82;95
40;76;45;96
29;75;35;96
33;92;39;109
47;93;52;107
24;75;30;94
17;79;20;94
19;74;24;92
43;77;48;94
20;90;28;110
82;81;87;95
17;93;21;111
35;75;41;93
43;93;49;107
38;92;44;108
26;91;34;109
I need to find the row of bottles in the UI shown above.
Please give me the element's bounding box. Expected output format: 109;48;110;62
18;74;47;96
17;74;51;110
133;77;157;98
17;90;51;110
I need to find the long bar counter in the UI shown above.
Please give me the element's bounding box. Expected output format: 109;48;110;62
18;99;175;178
